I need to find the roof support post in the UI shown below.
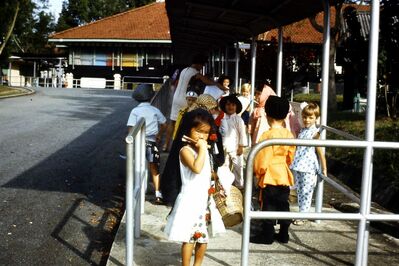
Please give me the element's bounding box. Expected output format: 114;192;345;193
219;48;223;75
315;0;330;223
234;42;240;93
211;51;215;77
225;46;229;76
8;61;12;86
33;61;36;78
250;37;257;111
356;0;380;265
72;50;75;70
276;26;283;96
58;58;62;88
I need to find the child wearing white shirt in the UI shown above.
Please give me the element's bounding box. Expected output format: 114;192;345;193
219;94;248;189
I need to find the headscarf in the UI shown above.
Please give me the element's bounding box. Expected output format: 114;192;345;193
252;85;276;119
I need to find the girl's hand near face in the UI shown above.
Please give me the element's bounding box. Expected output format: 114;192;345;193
196;138;208;150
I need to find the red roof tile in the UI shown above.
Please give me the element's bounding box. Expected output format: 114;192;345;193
50;2;170;41
257;4;370;44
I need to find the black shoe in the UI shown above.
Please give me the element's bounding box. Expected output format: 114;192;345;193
275;233;289;243
154;197;164;205
250;234;274;245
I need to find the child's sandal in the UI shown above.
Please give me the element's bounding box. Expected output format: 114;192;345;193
293;219;306;226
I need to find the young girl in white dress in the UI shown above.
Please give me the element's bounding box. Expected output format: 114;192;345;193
164;109;225;266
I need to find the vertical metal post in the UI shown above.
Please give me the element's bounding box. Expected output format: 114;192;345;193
250;38;257;112
235;43;240;93
355;1;380;265
225;46;229;76
112;52;115;71
120;51;123;71
276;27;283;96
241;149;255;266
33;61;37;79
125;136;134;266
220;48;224;75
134;133;141;237
72;50;75;70
315;0;330;221
212;51;215;77
141;125;147;215
8;61;12;86
58;58;62;88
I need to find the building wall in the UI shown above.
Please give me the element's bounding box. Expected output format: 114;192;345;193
65;45;173;81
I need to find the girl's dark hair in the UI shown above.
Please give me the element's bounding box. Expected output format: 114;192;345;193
178;108;216;140
217;75;231;85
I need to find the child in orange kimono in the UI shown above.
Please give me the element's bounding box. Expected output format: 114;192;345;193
252;95;296;245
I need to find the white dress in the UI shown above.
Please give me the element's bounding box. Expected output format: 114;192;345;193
164;146;225;242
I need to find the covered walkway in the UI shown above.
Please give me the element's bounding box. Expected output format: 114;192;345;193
113;1;399;265
107;168;399;265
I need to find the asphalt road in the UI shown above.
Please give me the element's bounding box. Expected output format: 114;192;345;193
0;87;136;265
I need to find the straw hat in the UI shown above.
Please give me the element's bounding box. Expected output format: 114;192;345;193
196;94;218;111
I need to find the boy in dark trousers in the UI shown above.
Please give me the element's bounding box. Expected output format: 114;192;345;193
252;95;296;244
127;84;167;204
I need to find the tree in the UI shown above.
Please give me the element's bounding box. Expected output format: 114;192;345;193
379;0;399;118
56;0;156;32
0;0;55;57
308;1;375;111
308;1;346;111
340;6;368;110
0;1;26;56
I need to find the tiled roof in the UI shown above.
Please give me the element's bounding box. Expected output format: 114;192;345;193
50;2;170;41
257;4;370;44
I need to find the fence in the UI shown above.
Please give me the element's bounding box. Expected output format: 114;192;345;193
125;118;147;266
241;137;399;266
122;76;168;90
3;75;168;90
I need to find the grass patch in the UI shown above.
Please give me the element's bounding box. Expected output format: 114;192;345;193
0;85;25;97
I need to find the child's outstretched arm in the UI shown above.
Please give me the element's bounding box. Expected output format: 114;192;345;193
313;130;327;176
316;146;327;176
180;139;208;174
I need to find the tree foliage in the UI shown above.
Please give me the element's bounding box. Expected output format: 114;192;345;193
308;1;347;111
56;0;156;32
379;0;399;118
0;0;55;57
340;5;368;110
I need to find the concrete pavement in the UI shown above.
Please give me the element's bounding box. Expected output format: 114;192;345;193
107;151;399;266
107;199;399;265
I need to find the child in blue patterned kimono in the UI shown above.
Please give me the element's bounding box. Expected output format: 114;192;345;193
290;103;327;225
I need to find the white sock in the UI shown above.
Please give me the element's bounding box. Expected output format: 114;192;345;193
155;191;163;198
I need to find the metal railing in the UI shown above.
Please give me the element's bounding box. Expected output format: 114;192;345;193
122;75;167;90
125;118;147;266
241;138;399;266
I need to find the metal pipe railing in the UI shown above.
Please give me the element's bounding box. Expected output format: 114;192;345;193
121;75;165;90
125;118;146;266
320;173;360;203
356;1;380;264
315;0;331;221
320;125;362;140
276;26;283;97
241;138;399;266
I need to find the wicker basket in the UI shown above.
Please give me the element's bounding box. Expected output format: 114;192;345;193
213;185;243;227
